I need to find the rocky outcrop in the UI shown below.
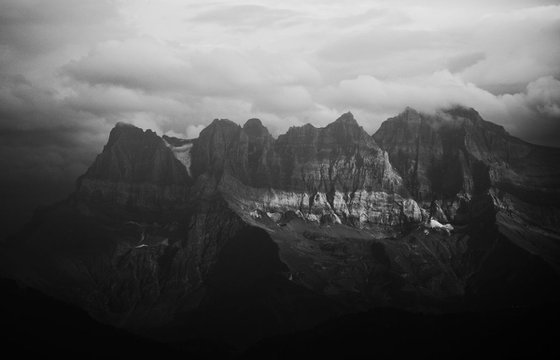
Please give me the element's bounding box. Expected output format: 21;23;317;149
373;107;473;201
269;112;402;194
373;106;560;221
77;123;191;210
243;118;276;187
373;106;560;293
189;113;409;228
191;113;403;194
220;174;422;228
190;119;248;181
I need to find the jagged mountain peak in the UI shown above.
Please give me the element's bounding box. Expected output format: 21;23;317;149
195;118;243;150
243;118;272;140
333;111;357;124
440;105;482;120
373;105;560;202
106;121;159;149
276;123;319;145
115;121;139;129
208;118;240;129
324;112;373;147
395;105;483;125
110;121;158;137
243;118;264;129
7;103;560;352
327;111;361;130
440;106;510;137
77;120;190;208
385;106;510;143
284;122;317;134
110;122;144;139
402;106;420;114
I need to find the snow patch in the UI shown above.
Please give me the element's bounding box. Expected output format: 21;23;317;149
163;139;193;175
266;212;282;222
305;213;320;223
427;218;454;235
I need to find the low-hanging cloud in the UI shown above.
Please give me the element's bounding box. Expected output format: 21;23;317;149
319;71;560;145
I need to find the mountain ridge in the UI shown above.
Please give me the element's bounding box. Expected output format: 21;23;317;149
3;105;560;348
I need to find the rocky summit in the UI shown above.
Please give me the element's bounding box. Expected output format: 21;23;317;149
2;106;560;347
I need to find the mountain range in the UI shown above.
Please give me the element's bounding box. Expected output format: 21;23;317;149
2;105;560;349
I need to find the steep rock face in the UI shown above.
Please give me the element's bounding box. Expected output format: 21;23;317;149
270;112;402;194
373;107;560;219
373;107;471;201
220;174;422;228
243;118;276;187
77;123;191;210
374;107;560;298
190;118;278;187
190;119;248;181
191;113;403;195
191;113;410;228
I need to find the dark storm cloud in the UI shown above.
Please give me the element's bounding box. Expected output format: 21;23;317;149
0;71;109;235
0;0;127;203
0;73;107;135
0;73;109;183
0;72;109;214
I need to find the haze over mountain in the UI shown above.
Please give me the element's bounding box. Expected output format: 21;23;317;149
2;106;559;349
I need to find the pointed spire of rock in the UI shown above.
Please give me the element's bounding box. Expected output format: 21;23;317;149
326;112;362;134
243;118;264;129
333;111;358;125
115;121;138;129
106;121;146;149
243;118;271;139
442;105;483;122
208;118;239;128
397;106;421;123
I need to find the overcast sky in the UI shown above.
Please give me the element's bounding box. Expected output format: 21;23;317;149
1;0;560;232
